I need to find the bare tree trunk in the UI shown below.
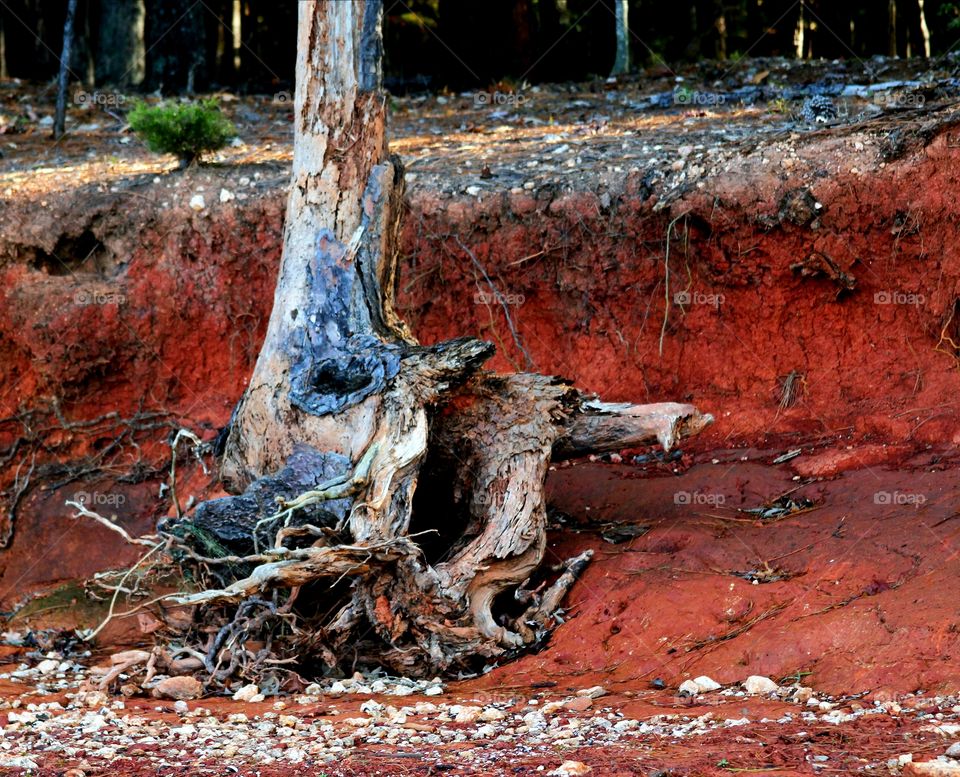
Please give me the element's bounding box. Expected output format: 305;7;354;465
610;0;630;76
889;0;898;56
189;0;712;679
794;1;805;59
53;0;78;140
918;0;931;57
96;0;145;87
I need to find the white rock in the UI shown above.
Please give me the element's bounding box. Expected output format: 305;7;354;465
474;723;497;739
678;680;701;696
232;684;260;702
906;760;960;776
479;707;507;722
692;676;722;692
0;757;38;770
360;700;384;717
36;658;59;674
550;761;592;776
219;188;235;203
189;194;206;211
328;681;348;694
424;685;443;696
465;185;482;197
743;675;779;695
948;744;960;759
576;686;607;699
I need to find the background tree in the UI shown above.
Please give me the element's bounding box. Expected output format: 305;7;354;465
95;0;145;87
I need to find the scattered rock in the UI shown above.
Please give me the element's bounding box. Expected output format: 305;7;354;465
189;194;206;211
551;761;592;776
905;760;960;776
0;756;39;770
564;696;594;712
576;686;608;699
36;658;60;674
152;676;203;701
219;188;235;203
232;684;261;703
742;675;779;695
947;743;960;759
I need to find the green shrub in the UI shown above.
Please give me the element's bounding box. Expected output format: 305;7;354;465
128;98;235;167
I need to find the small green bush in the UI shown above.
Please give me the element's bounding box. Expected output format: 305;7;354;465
128;98;235;167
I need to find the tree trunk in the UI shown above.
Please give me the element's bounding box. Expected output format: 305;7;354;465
610;0;630;76
918;0;931;58
185;0;712;679
888;0;898;57
144;0;206;93
96;0;145;87
53;0;78;140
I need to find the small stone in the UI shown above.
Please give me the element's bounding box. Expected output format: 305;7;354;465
743;676;779;695
678;680;700;696
689;676;721;693
232;684;261;702
36;658;59;674
219;188;235;203
576;686;607;699
947;743;960;759
173;700;189;714
152;676;203;701
424;685;443;696
564;697;594;712
465;185;482;197
474;723;498;738
551;761;592;776
0;757;39;770
793;687;815;703
455;706;483;723
905;761;960;776
479;707;506;722
189;194;206;211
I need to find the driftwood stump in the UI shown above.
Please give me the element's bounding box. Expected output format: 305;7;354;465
171;1;712;678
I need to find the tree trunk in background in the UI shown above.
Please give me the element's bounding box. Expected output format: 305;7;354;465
96;0;144;87
611;0;630;75
53;0;78;140
205;0;712;676
918;0;931;57
888;0;898;56
714;0;727;59
145;0;206;93
794;1;805;58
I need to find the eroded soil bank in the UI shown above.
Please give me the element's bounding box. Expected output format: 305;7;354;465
0;73;959;774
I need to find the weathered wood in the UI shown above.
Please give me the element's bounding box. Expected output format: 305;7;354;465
173;0;714;680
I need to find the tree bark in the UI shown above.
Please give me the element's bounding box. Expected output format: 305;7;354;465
53;0;78;140
610;0;630;76
96;0;145;87
188;0;713;679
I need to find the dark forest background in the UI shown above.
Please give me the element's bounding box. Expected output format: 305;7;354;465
3;0;959;94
